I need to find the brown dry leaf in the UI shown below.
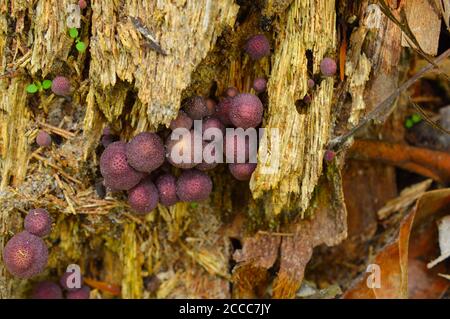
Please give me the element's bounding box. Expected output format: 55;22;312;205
343;188;450;299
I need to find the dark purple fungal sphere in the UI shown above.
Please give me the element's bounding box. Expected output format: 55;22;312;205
100;141;144;190
101;134;118;148
176;169;213;202
324;150;336;162
36;130;52;147
229;93;264;129
244;34;270;60
60;271;84;291
66;286;91;299
166;130;200;169
320;57;337;77
225;87;239;98
155;174;178;206
2;231;48;278
32;281;63;299
224;133;256;163
184;96;209;120
253;78;267;93
79;0;87;9
126;132;165;173
24;208;52;237
216;97;234;126
307;79;315;89
127;179;159;214
170;110;193;131
51;76;71;96
228;163;257;181
202;117;225;136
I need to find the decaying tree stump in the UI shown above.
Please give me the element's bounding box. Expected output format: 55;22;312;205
0;0;442;299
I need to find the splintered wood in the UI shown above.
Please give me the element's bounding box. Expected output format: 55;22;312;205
251;0;336;217
85;0;239;134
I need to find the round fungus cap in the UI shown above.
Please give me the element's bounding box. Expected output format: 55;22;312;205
155;173;178;207
127;179;159;214
244;34;270;60
229;93;263;129
126;132;165;173
24;208;52;237
176;169;213;202
32;281;63;299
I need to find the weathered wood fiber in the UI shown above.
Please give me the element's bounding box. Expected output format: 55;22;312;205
251;0;336;217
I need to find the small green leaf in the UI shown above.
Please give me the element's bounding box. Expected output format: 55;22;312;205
190;202;198;209
42;80;52;90
75;41;87;52
411;113;422;123
26;84;38;94
405;118;414;129
69;28;79;39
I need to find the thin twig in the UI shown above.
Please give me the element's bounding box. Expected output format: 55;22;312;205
329;48;450;151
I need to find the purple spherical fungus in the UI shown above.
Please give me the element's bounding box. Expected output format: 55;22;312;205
155;174;178;207
229;93;264;129
307;79;315;89
166;130;200;169
202;117;225;136
184;96;209;120
320;57;337;77
127;179;159;214
176;169;213;202
32;281;63;299
2;231;48;278
170;110;193;131
51;76;71;96
244;34;270;60
60;271;84;291
324;150;336;162
224;133;257;163
253;78;267;93
66;286;91;299
228;163;257;181
79;0;87;9
216;97;234;126
225;87;239;98
100;141;144;191
101;134;118;148
36;130;52;147
126;132;165;173
196;141;220;171
24;208;52;237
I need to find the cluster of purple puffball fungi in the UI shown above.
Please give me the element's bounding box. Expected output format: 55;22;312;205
99;33;337;215
100;84;266;214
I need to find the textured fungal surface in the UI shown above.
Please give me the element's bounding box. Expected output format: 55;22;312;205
126;132;165;173
320;57;337;77
36;131;52;147
100;141;144;190
127;179;159;214
244;34;271;60
253;78;267;93
2;231;48;278
176;169;213;202
65;286;91;299
230;93;264;129
51;76;71;96
216;97;234;126
184;96;209;120
229;163;257;181
170;110;193;131
31;281;63;299
155;174;178;207
24;208;52;237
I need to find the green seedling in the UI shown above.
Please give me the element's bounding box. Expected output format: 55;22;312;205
69;27;87;53
26;79;52;94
